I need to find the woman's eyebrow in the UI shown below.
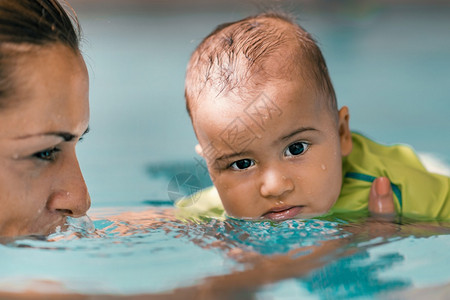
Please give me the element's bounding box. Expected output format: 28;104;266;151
15;126;90;141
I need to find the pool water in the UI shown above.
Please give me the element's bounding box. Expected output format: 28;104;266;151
1;208;450;299
2;1;450;299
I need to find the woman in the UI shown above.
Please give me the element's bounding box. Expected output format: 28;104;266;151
0;0;90;237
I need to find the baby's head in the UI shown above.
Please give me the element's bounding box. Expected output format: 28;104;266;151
185;13;353;220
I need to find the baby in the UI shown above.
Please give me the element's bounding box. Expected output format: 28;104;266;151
179;13;450;221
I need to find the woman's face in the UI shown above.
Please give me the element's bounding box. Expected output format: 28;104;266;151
0;44;90;237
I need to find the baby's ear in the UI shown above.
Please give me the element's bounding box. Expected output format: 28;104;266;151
338;106;353;156
195;144;204;157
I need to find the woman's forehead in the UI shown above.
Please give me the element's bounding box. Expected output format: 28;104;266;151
0;44;89;139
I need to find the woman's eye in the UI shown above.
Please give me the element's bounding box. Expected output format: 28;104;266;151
33;148;60;161
284;142;309;157
230;159;255;170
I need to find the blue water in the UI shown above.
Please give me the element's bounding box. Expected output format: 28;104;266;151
2;210;450;298
2;1;450;299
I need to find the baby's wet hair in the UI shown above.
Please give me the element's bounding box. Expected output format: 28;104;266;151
185;12;337;119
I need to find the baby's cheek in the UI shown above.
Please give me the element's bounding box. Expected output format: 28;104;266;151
324;176;342;209
215;181;238;211
311;164;341;210
226;186;244;206
222;184;258;218
322;154;343;184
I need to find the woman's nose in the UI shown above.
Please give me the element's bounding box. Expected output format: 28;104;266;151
46;155;91;217
259;166;294;199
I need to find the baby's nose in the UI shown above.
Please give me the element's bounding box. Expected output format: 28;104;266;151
259;169;294;198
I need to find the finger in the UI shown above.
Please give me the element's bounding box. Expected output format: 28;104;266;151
368;177;396;221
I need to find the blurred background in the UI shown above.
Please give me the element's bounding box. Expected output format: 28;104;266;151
70;0;450;208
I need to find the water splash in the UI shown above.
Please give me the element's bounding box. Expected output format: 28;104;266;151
47;215;95;240
67;215;95;233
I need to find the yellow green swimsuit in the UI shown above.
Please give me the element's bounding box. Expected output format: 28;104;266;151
335;133;449;220
177;133;450;221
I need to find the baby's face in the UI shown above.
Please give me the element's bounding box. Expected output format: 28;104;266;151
193;79;352;221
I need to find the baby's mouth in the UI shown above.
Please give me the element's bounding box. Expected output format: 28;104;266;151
262;206;304;221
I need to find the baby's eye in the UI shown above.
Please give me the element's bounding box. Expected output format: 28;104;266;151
284;142;309;157
230;159;255;170
33;147;61;161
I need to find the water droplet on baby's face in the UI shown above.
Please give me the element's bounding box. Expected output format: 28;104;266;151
276;200;285;206
321;164;326;171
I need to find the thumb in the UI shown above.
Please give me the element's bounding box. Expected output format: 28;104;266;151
369;177;396;221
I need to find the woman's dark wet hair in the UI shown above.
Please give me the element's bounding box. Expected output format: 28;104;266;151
0;0;80;106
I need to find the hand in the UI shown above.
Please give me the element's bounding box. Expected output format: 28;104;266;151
368;177;396;221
